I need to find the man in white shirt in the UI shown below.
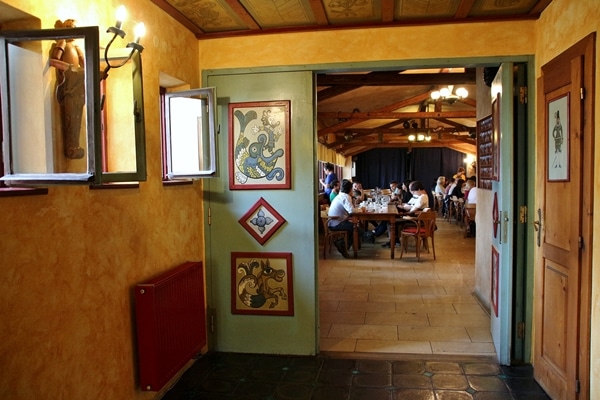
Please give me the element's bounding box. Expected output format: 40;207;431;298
328;180;364;257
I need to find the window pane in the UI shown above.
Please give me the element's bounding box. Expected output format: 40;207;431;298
165;88;217;178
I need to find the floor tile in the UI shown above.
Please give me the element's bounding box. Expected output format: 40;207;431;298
328;324;398;340
365;312;430;326
397;326;472;342
355;339;433;354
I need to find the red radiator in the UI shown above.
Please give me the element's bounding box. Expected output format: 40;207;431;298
135;261;207;391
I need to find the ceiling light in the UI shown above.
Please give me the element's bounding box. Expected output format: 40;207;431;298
408;133;432;143
430;85;468;104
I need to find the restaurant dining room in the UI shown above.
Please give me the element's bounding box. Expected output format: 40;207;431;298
317;148;485;357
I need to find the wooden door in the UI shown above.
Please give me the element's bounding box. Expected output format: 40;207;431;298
534;34;594;400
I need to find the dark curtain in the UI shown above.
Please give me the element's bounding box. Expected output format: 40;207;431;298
354;148;408;189
355;147;466;206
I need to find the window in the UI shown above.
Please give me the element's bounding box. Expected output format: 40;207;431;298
161;87;217;180
0;26;146;187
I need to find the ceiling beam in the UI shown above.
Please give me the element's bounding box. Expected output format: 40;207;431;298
455;0;476;19
317;71;476;86
308;0;329;25
223;0;261;30
317;92;433;136
318;110;477;119
381;0;395;22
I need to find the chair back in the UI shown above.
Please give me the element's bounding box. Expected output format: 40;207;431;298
417;210;437;237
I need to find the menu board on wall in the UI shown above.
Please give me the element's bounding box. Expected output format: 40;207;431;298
477;114;494;189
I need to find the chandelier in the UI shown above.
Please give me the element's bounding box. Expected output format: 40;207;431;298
430;85;468;104
408;133;431;143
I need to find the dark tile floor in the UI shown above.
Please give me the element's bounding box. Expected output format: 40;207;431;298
162;352;551;400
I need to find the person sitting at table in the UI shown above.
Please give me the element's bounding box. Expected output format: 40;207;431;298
382;180;429;247
434;176;446;196
389;180;402;202
352;180;366;203
450;178;466;199
400;179;413;204
328;179;365;257
465;180;478;205
400;180;430;213
329;180;340;203
463;179;476;201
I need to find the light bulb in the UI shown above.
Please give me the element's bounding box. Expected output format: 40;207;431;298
456;87;468;98
439;87;451;98
134;22;146;43
115;5;126;29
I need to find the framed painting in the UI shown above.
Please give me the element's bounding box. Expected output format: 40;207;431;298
491;93;500;181
228;101;291;190
231;252;294;316
547;93;569;181
491;245;499;317
238;197;286;245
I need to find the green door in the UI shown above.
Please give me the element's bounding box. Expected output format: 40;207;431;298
205;70;318;355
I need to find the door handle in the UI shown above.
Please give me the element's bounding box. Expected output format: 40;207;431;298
532;208;542;247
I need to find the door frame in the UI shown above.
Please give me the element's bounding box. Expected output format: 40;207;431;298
203;54;536;362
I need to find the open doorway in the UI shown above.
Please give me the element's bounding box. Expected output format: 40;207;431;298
317;62;530;363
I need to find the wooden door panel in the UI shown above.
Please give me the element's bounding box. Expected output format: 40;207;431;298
541;261;568;370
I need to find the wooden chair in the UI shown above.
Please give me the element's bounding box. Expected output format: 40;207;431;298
320;211;348;258
399;210;437;262
464;205;476;238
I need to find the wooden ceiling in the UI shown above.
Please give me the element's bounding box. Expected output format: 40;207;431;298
153;0;553;40
316;67;483;156
153;0;553;156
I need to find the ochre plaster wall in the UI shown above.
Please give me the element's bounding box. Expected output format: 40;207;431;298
535;0;600;398
0;0;203;399
198;21;535;70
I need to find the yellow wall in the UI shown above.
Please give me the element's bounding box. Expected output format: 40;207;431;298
1;0;204;399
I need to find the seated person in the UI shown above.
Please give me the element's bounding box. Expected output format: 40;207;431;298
328;180;364;257
329;180;340;203
352;189;363;206
465;183;477;206
450;178;466;199
352;180;366;203
382;180;430;247
400;180;413;204
399;180;429;214
389;180;402;202
463;179;476;202
434;176;446;196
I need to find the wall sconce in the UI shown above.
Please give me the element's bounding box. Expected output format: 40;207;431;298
101;5;145;81
430;85;468;104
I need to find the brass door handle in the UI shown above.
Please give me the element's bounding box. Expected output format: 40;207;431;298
533;208;542;247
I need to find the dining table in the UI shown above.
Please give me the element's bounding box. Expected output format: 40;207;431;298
350;204;399;259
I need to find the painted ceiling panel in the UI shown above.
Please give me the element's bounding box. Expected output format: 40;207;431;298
240;0;316;28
